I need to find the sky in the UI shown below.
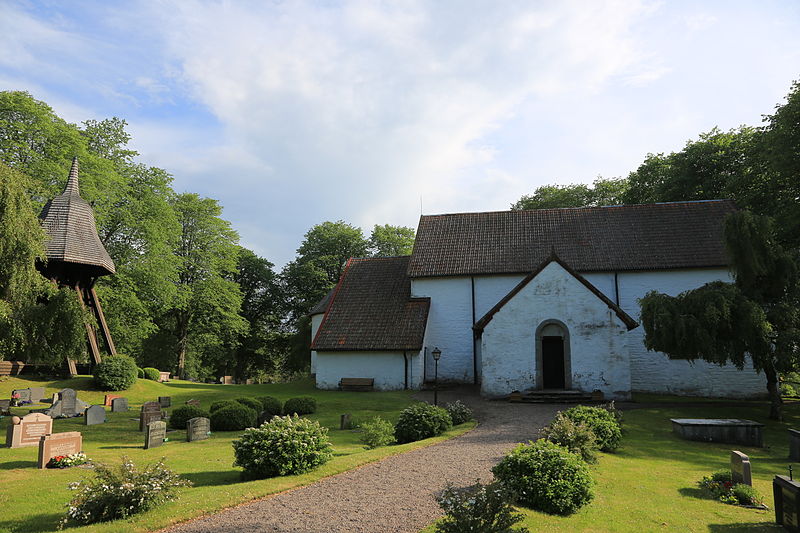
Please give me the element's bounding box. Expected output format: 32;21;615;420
1;0;799;267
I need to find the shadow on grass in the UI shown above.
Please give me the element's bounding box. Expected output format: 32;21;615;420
1;460;38;469
0;512;62;533
707;523;783;532
678;487;710;500
183;470;243;487
98;444;141;449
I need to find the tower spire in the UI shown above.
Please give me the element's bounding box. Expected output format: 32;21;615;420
64;156;79;195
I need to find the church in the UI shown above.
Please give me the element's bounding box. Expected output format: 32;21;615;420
310;200;765;399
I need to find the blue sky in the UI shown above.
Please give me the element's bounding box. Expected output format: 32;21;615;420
2;0;799;267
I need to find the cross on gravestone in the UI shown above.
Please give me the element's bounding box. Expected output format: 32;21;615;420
145;420;167;449
38;432;82;469
187;417;211;442
185;399;200;408
111;397;129;412
158;396;171;408
84;405;106;426
5;413;53;448
731;450;752;486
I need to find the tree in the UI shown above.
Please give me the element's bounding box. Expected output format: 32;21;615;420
639;211;799;420
512;177;627;210
369;224;416;256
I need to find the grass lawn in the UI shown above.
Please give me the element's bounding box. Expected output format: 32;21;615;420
0;375;474;533
425;396;796;533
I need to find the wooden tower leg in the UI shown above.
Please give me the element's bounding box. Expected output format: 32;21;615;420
89;288;116;355
75;286;102;366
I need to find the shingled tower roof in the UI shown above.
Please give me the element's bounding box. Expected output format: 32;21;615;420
39;157;115;278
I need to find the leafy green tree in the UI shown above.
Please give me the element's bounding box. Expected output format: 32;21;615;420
369;224;416;256
639;212;799;420
512;177;627;210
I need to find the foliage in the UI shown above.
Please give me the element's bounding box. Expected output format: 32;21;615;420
21;284;92;365
210;404;257;431
234;397;263;412
562;405;622;452
369;224;416;256
283;396;317;415
210;399;240;412
540;412;598;463
46;452;89;469
136;367;145;378
436;481;529;533
512;177;627;210
394;402;453;444
256;396;283;417
61;457;191;527
232;415;333;478
698;471;764;506
93;354;138;391
359;416;396;449
444;400;473;425
731;483;764;506
601;401;624;428
492;440;594;515
168;405;210;430
143;367;161;381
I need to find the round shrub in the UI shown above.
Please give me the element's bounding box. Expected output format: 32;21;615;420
169;405;210;430
136;367;145;379
143;367;161;381
394;402;452;444
233;415;333;478
540;412;598;463
234;397;263;412
359;416;396;449
444;400;473;425
210;404;257;431
93;355;138;391
256;396;283;417
492;439;594;515
210;400;240;412
283;396;317;415
562;405;622;452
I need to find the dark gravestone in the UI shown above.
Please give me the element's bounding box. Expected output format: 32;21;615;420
0;399;10;415
85;405;106;426
187;417;211;442
111;397;129;412
12;388;32;405
790;430;800;462
774;475;800;532
158;396;171;408
29;388;45;403
145;420;167;449
730;450;752;486
186;399;201;408
340;414;352;430
104;394;122;407
670;418;764;447
139;402;162;431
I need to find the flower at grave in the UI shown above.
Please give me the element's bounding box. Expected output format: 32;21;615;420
47;452;89;469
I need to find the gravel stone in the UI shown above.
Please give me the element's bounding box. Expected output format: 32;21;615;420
163;387;560;533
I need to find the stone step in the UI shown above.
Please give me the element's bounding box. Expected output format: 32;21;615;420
508;390;599;404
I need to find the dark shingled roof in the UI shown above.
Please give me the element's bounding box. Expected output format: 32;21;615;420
39;157;115;276
473;254;638;333
311;256;430;351
408;200;736;277
309;288;335;316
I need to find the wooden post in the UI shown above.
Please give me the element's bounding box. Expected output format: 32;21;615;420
89;288;116;355
75;287;102;366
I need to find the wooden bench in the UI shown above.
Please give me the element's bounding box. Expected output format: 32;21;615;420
339;378;375;392
0;361;25;376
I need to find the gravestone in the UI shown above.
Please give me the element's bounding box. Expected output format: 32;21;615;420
790;429;800;462
139;402;162;431
12;388;32;405
5;412;53;448
38;431;82;469
85;405;106;426
158;396;171;408
50;393;59;404
104;394;121;407
730;450;752;486
187;417;211;442
670;418;764;447
185;399;200;408
222;375;234;385
29;387;45;403
145;420;167;449
774;475;800;531
159;371;170;383
111;397;129;412
47;388;88;418
340;414;352;430
0;399;10;415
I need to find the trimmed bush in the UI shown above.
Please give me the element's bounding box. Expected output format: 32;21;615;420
256;396;283;417
62;457;190;526
136;367;145;379
492;439;594;515
210;400;240;412
232;415;333;478
540;412;598;463
283;396;317;415
93;355;138;391
444;400;473;425
436;481;528;533
169;405;210;430
234;397;263;412
210;404;257;431
562;405;622;452
732;483;763;506
359;416;396;449
143;367;161;381
394;402;452;444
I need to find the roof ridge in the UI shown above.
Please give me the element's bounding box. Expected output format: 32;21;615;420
64;156;80;196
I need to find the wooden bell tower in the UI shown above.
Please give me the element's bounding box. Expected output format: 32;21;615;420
37;157;117;375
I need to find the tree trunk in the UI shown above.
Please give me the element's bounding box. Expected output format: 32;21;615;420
176;313;189;380
764;363;783;421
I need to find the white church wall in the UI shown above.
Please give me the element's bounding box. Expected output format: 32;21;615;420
480;262;631;399
618;268;765;398
316;351;416;391
310;313;324;374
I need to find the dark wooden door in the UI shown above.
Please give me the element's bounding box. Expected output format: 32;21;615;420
542;336;565;389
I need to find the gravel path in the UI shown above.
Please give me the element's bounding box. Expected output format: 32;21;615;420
164;388;560;533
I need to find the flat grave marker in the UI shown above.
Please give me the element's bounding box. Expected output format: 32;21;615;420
158;396;171;408
85;405;106;426
671;418;764;447
145;420;167;449
111;397;129;412
38;431;82;469
187;417;211;442
730;450;752;486
5;412;52;448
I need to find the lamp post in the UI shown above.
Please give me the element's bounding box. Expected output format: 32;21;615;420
432;347;442;406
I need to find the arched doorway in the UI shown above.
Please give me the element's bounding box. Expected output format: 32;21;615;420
535;320;571;390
